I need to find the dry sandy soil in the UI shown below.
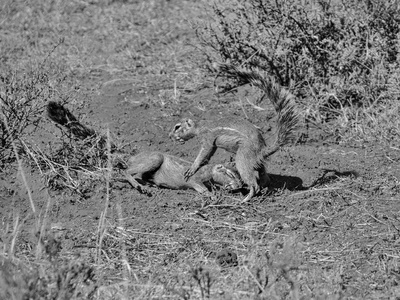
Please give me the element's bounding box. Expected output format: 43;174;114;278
1;1;400;299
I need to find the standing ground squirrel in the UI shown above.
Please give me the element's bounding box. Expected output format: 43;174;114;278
169;63;300;202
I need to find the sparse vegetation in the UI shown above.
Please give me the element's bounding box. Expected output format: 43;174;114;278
0;53;63;164
1;0;400;299
196;0;400;143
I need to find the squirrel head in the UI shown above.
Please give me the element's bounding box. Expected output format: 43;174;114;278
169;118;197;143
212;164;243;191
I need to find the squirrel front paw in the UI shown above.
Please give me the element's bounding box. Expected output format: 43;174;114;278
138;185;152;196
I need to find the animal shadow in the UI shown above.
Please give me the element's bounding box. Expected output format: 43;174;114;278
268;174;304;191
268;168;359;192
307;169;359;188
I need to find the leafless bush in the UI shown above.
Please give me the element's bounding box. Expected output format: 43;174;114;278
0;68;52;163
0;41;67;166
197;0;400;119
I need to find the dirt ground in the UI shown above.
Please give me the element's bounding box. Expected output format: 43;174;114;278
1;1;400;299
2;79;400;298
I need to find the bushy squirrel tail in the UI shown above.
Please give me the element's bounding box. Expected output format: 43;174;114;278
47;101;96;140
46;101;127;166
216;63;300;160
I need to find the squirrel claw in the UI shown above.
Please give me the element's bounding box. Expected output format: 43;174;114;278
184;168;194;181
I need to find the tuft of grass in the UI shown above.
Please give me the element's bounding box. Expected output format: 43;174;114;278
0;141;99;299
0;254;98;300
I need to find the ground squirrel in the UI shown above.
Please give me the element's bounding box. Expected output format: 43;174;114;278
169;63;300;202
123;151;242;196
46;101;242;196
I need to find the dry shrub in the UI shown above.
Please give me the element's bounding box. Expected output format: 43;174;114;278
0;66;53;164
0;40;71;165
196;0;400;141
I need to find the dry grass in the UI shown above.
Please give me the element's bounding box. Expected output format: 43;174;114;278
3;166;400;299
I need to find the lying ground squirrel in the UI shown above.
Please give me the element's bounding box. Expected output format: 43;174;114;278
46;101;242;196
169;63;300;202
123;151;242;196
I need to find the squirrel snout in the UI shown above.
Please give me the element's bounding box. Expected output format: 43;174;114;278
169;132;185;144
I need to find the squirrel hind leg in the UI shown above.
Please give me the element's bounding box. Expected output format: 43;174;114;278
124;171;146;191
126;152;164;177
241;186;257;203
190;182;211;195
125;152;164;193
235;147;261;201
124;172;152;195
237;172;261;203
259;165;271;188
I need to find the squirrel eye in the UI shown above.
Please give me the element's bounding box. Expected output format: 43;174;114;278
174;124;181;131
